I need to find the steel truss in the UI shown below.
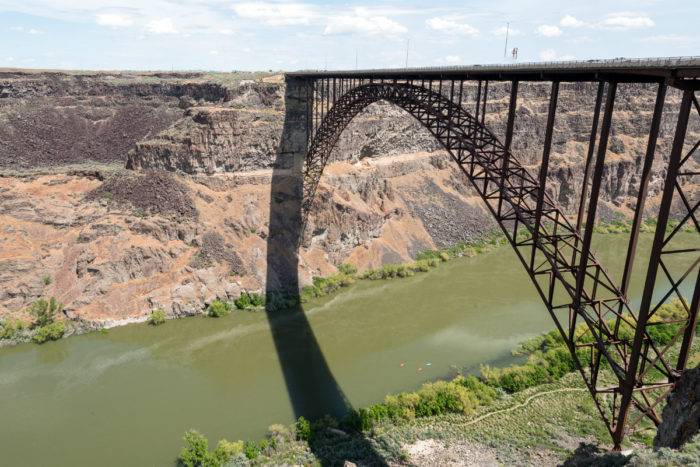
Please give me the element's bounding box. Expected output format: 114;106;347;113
299;76;700;449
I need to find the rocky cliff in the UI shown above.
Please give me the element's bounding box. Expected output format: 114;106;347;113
655;365;700;449
0;70;696;330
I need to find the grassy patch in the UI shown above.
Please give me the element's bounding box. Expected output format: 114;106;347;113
300;272;356;302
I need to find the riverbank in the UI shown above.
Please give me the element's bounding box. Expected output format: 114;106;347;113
0;227;511;347
176;301;700;466
1;219;693;348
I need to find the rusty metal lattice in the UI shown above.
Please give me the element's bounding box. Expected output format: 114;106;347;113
296;71;699;449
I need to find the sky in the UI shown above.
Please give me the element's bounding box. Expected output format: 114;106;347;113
0;0;698;71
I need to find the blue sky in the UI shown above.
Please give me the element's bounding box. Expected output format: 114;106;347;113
0;0;697;71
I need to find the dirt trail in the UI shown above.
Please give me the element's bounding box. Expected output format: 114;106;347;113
463;387;588;426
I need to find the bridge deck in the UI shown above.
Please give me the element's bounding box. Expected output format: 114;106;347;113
288;56;700;82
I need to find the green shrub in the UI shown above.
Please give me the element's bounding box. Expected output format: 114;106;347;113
413;380;476;417
0;319;24;340
299;272;355;303
148;309;167;326
234;292;265;310
28;297;62;328
413;260;431;272
178;430;218;467
457;375;498;405
244;440;267;460
32;321;66;344
212;439;244;463
207;300;231;317
337;263;357;275
42;275;52;286
480;361;550;393
295;416;312;442
349;376;499;431
264;293;298;312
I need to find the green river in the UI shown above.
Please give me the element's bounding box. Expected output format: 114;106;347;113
0;233;695;466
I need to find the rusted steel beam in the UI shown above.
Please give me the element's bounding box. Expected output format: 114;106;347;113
571;81;617;338
498;80;519;217
614;87;694;450
573;82;605;265
530;81;560;269
619;83;667;299
678;269;700;371
475;80;482;124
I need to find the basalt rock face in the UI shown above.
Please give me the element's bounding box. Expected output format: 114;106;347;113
126;79;697;218
655;365;700;449
0;71;252;170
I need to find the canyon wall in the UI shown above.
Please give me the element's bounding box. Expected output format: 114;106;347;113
0;70;696;329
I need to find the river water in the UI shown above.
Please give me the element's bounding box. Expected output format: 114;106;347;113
0;233;694;466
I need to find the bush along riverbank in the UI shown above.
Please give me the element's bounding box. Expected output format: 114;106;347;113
0;297;68;345
176;299;699;466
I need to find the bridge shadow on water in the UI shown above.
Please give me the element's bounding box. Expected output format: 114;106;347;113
262;83;387;465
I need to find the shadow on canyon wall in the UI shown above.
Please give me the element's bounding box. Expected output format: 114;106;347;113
264;78;387;465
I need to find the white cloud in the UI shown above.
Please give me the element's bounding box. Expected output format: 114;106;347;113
5;56;14;62
426;17;478;36
232;2;317;26
209;50;219;55
218;28;234;35
560;15;585;28
96;14;133;28
445;55;461;64
539;49;575;61
536;25;562;37
599;12;654;30
146;18;177;34
10;26;43;34
491;25;521;37
324;14;407;36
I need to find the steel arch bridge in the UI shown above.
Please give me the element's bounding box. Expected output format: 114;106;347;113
286;58;700;449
